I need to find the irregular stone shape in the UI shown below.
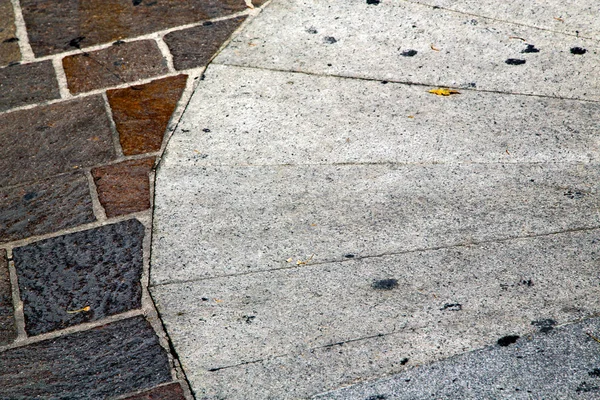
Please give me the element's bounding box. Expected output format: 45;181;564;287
13;219;144;336
106;75;187;155
0;95;116;188
151;162;600;284
214;0;600;100
314;317;600;399
0;316;172;399
168;64;600;166
0;61;60;112
164;17;247;70
0;173;95;243
20;0;248;57
121;382;186;400
92;158;155;217
0;249;16;345
150;229;600;399
63;40;168;94
0;0;21;66
411;0;600;40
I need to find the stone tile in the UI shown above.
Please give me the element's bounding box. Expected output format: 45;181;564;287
0;0;21;66
0;95;117;188
121;382;186;400
151;163;600;284
92;158;155;218
106;75;187;155
169;65;600;166
0;316;172;399
0;173;95;243
0;60;60;112
63;40;168;94
13;219;144;336
151;229;600;399
21;0;249;57
0;249;16;345
214;0;600;100
164;17;246;71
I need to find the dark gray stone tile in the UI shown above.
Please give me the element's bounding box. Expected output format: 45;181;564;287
0;95;117;188
0;173;96;243
0;249;16;345
13;219;144;336
0;316;172;399
0;61;60;112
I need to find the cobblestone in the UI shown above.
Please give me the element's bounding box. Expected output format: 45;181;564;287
0;249;16;346
0;0;21;66
0;61;60;112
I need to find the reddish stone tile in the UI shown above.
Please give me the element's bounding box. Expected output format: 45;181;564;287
107;75;188;155
164;16;247;71
0;249;16;345
21;0;248;57
121;382;186;400
0;60;60;112
63;40;168;94
0;96;116;188
91;158;155;218
0;0;20;66
0;173;96;243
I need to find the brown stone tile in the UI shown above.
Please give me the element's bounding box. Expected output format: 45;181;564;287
0;95;117;188
92;158;155;218
121;382;186;400
107;75;187;155
0;173;96;243
21;0;248;57
0;0;21;66
0;60;60;112
63;40;168;94
0;249;16;345
164;16;247;71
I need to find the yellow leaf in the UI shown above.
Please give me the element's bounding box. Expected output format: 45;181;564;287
428;88;460;96
67;306;91;314
430;44;441;51
407;115;415;119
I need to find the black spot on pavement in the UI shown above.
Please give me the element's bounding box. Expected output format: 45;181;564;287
68;36;85;48
571;47;587;55
365;395;387;400
441;303;462;311
497;335;520;346
371;279;398;290
400;357;409;365
401;49;418;57
132;0;142;5
506;58;526;65
3;37;18;43
381;81;388;84
521;44;540;53
589;369;600;378
203;21;214;26
520;279;534;287
242;315;255;324
23;192;36;201
324;36;337;44
531;319;556;333
113;40;125;46
565;190;584;199
366;0;380;4
202;128;211;133
307;27;318;34
576;381;600;393
344;254;355;258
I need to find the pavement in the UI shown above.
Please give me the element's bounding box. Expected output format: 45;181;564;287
1;0;600;399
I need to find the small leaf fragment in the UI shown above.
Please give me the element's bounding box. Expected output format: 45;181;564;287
430;44;441;51
428;88;460;96
286;257;293;263
67;306;91;314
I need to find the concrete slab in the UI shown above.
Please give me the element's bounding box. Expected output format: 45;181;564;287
150;229;600;399
214;0;600;100
165;64;599;166
313;317;600;399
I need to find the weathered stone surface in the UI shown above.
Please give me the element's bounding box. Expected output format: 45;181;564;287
106;75;187;155
92;158;155;217
0;61;60;111
63;40;168;94
0;95;116;188
21;0;249;57
164;17;246;71
0;0;21;66
121;382;186;400
0;316;172;399
0;249;16;345
0;173;95;243
13;219;145;336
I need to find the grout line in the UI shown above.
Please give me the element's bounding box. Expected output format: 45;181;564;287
101;92;125;157
155;37;176;73
84;168;107;222
9;0;35;62
52;57;73;99
6;252;26;342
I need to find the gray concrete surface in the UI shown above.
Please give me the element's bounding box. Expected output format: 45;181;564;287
150;0;600;398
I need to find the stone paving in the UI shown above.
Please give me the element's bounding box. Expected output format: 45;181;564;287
0;1;263;398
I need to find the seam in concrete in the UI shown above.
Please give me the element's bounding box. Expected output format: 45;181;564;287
84;168;107;222
154;37;176;73
101;92;125;158
6;251;26;343
52;57;73;99
9;0;35;62
150;224;600;287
